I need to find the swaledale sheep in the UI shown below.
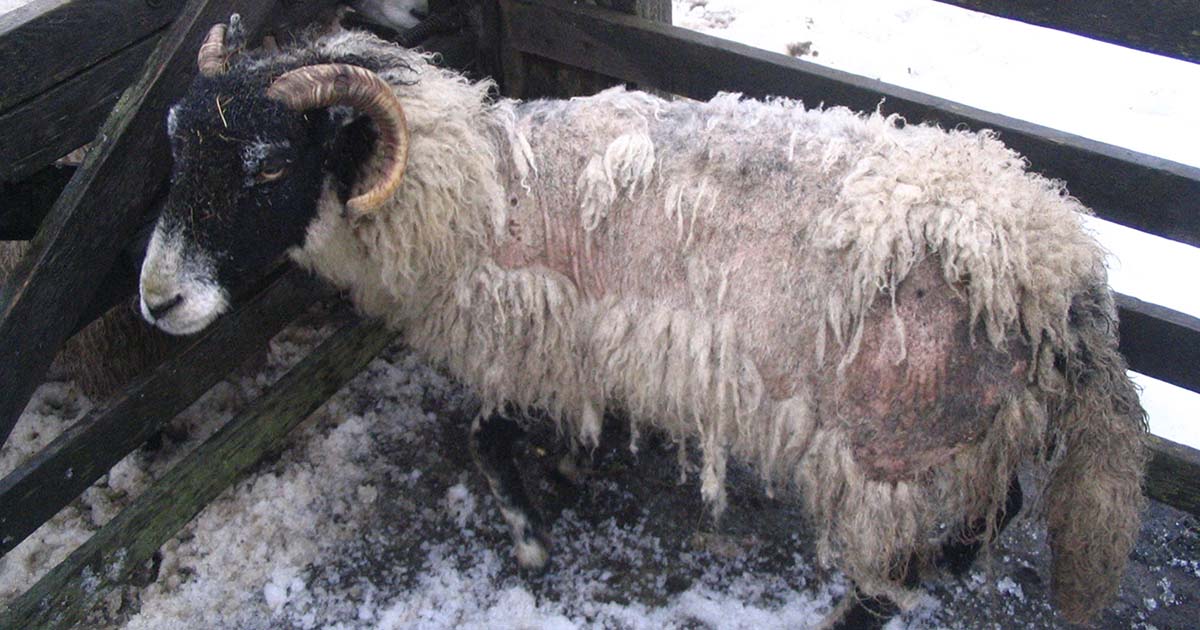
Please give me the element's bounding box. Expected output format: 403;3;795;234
138;19;1147;627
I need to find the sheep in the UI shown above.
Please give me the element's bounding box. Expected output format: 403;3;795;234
137;18;1147;627
0;241;177;401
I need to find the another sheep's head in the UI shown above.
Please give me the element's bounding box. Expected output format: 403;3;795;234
139;19;409;335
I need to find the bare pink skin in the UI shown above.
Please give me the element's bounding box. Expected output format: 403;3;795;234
821;263;1029;481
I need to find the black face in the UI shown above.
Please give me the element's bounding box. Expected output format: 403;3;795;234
162;74;332;287
140;69;374;334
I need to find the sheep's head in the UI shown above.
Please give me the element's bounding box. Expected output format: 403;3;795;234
139;19;409;335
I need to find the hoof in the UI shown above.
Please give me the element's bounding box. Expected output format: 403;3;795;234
515;537;549;570
556;453;584;485
818;585;907;630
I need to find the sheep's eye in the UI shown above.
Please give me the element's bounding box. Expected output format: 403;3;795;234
255;164;288;183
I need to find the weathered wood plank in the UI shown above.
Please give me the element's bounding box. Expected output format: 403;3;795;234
497;0;669;99
1146;435;1200;518
0;265;322;558
0;32;162;182
931;0;1200;65
0;317;397;630
504;0;1200;248
1116;293;1200;395
0;0;185;113
0;0;282;449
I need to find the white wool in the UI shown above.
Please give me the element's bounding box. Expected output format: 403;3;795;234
280;32;1118;599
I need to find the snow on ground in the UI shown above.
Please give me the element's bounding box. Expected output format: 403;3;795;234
0;1;30;16
675;0;1200;448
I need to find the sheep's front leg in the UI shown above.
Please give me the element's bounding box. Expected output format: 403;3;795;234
469;411;550;570
939;474;1024;575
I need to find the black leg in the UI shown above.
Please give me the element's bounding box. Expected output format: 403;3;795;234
826;556;921;630
828;593;901;630
826;476;1024;628
550;447;593;486
939;474;1024;576
469;411;550;570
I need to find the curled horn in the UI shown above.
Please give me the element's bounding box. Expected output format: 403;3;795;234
267;64;410;218
197;23;229;77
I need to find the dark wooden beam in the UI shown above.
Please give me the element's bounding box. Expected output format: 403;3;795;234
0;266;323;558
0;31;162;182
0;317;397;630
0;0;282;449
1116;294;1200;395
1146;435;1200;518
503;0;1200;249
497;0;670;100
0;0;187;113
931;0;1200;65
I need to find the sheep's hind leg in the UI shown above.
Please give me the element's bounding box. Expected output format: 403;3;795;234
825;475;1025;628
823;559;920;630
939;474;1023;576
469;411;550;570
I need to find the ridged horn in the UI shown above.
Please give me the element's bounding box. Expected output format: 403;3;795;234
266;64;410;218
197;23;228;78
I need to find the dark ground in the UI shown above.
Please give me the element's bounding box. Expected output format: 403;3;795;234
290;342;1200;630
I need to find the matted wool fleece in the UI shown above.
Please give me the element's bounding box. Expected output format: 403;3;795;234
282;32;1145;619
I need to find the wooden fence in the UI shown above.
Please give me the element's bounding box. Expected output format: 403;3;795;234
0;0;1196;626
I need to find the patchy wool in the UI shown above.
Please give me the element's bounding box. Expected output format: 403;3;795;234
276;32;1145;621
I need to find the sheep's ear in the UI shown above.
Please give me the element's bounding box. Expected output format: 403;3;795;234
322;115;377;205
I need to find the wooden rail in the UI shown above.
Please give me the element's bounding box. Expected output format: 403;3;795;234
1146;435;1200;516
931;0;1200;65
0;265;323;556
1116;294;1200;395
0;0;340;184
0;317;398;630
0;0;185;113
0;31;163;181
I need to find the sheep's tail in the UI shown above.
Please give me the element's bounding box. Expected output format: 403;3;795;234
1045;286;1148;624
